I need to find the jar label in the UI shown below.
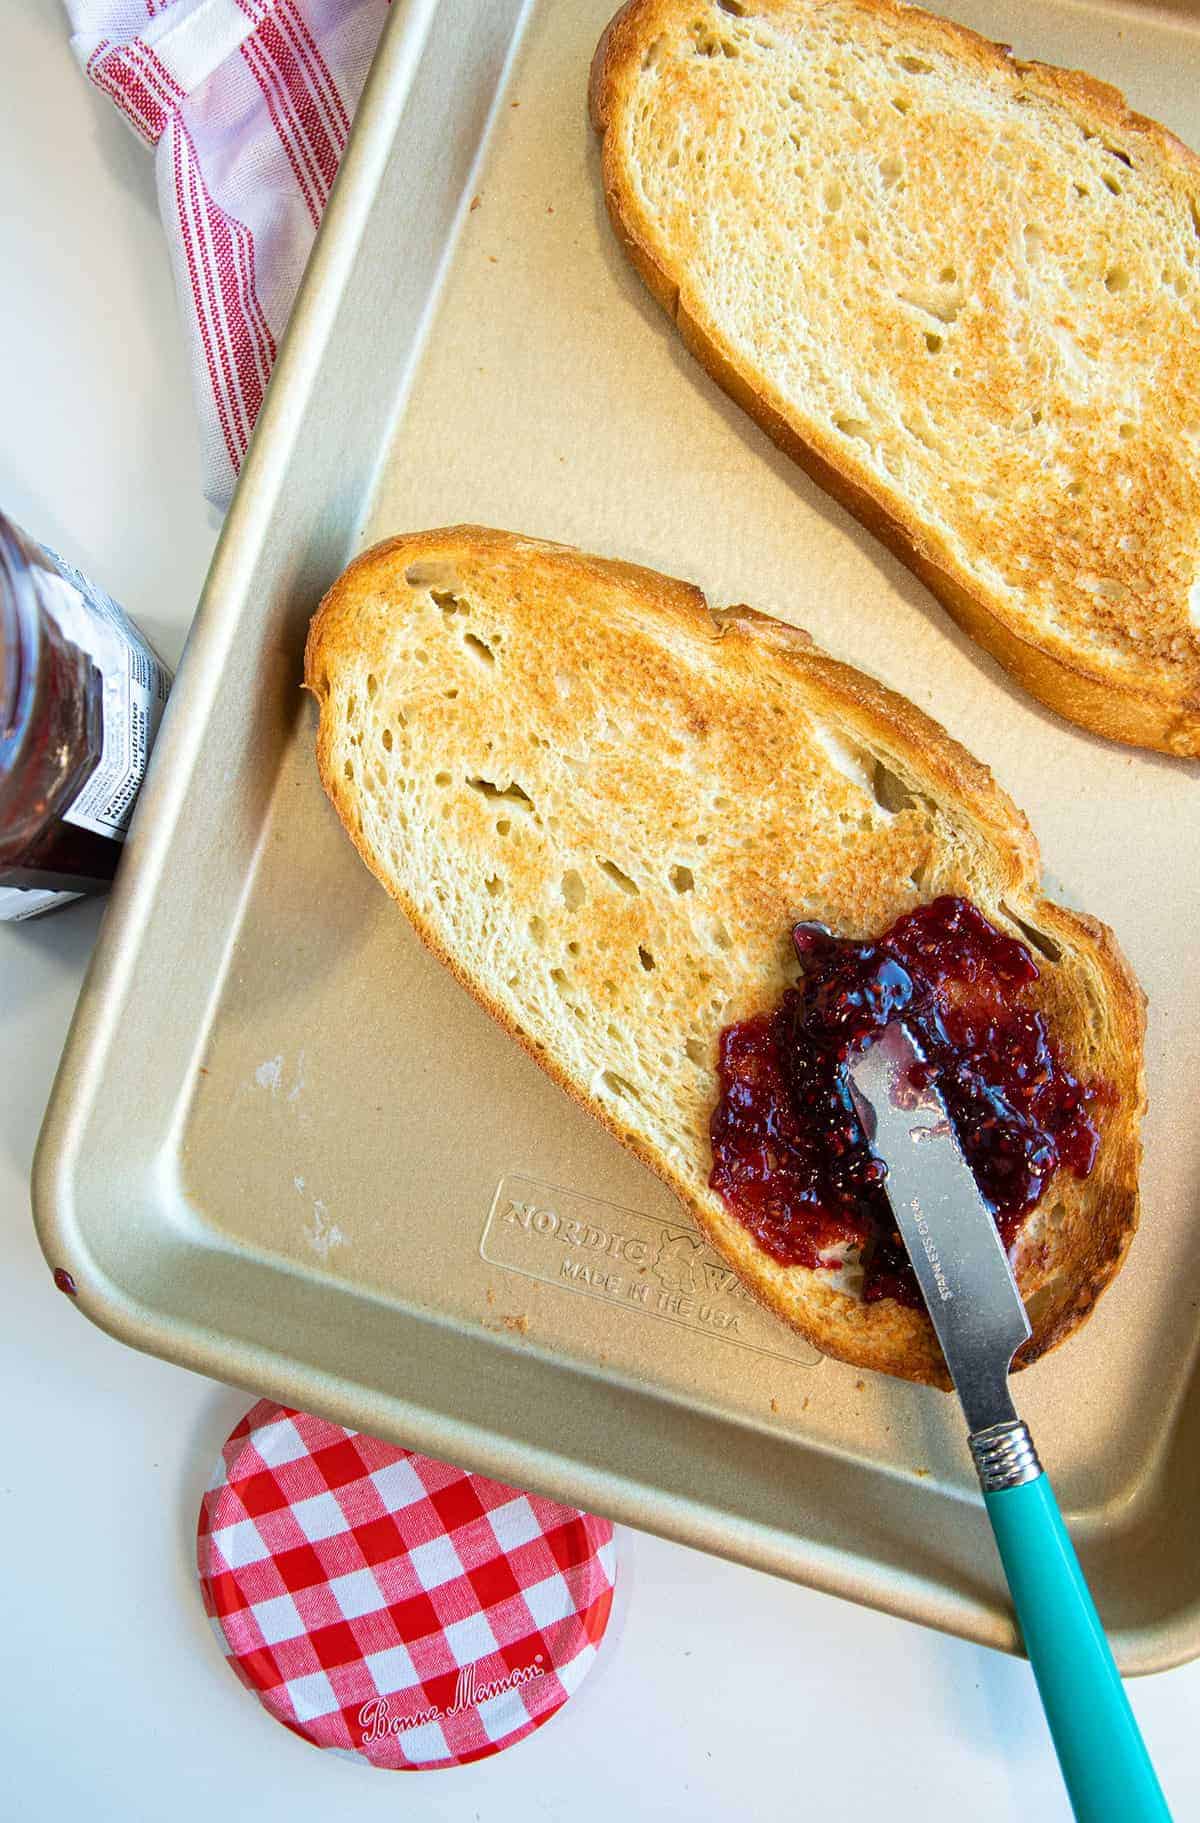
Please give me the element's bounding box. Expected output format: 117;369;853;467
0;885;83;921
41;549;173;842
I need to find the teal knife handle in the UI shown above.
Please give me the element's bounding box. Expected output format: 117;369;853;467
984;1471;1170;1821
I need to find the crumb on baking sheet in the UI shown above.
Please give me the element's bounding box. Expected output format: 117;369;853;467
855;1380;865;1391
769;1397;779;1414
915;1467;931;1478
503;1314;530;1335
470;193;482;211
485;1287;495;1307
802;1397;810;1411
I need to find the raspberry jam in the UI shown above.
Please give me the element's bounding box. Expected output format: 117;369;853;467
709;897;1100;1307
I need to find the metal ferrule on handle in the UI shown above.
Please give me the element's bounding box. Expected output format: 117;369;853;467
969;1419;1042;1491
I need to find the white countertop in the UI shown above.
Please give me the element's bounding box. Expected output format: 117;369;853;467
2;5;1195;1817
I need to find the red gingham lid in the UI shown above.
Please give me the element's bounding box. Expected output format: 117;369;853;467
197;1401;616;1769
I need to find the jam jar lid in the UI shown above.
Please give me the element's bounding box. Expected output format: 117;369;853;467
197;1400;617;1770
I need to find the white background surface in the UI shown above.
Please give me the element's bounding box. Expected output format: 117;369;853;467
1;4;1196;1818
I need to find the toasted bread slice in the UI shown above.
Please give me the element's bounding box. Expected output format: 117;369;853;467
590;0;1200;757
304;527;1145;1385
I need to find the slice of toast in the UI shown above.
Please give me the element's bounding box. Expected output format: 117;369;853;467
590;0;1200;757
304;527;1145;1386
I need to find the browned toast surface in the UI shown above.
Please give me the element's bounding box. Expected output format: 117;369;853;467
305;527;1146;1384
591;0;1200;755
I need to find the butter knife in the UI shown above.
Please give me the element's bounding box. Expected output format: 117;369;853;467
848;1019;1170;1822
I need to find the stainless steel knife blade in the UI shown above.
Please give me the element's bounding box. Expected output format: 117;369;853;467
847;1020;1031;1434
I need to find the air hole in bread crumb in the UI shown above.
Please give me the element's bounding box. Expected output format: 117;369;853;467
529;916;546;945
601;1070;641;1103
1066;480;1085;498
435;771;451;786
878;155;903;189
598;857;640;895
343;760;353;780
366;673;377;698
485;874;502;899
835;415;874;442
550;967;568;990
1104;265;1130;292
938;264;957;284
685;1038;707;1066
463;632;496;666
891;94;911;113
562;870;586;911
898;53;931;72
468;776;532;805
567;940;581;956
1102;173;1121;197
638;945;655;971
496;817;511;836
381;728;392;751
872;759;914;814
713;920;732;950
1002;906;1062;964
432;588;468;620
822;178;843;211
717;0;746;14
404;560;461;590
1031;406;1044;426
925;332;943;353
1118;422;1134;440
670;864;695;892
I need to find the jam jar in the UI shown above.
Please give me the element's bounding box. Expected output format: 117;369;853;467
0;511;172;920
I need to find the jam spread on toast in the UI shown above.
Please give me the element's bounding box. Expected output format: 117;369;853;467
709;896;1100;1308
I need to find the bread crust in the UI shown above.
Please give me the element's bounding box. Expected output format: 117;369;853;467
305;526;1147;1387
590;0;1200;757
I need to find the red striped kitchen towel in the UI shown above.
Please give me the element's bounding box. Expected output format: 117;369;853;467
68;0;390;506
